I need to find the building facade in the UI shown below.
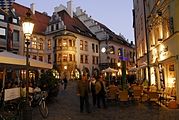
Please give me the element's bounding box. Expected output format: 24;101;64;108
1;1;135;81
0;7;21;53
133;0;148;83
133;0;179;103
75;6;135;78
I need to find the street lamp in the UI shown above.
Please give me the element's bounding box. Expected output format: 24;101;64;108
23;9;34;100
22;9;34;120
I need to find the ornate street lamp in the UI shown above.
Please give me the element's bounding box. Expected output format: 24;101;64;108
22;9;34;120
23;9;34;100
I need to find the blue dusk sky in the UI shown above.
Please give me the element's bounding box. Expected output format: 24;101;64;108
15;0;134;43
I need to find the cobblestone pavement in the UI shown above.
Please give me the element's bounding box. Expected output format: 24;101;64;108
32;81;179;120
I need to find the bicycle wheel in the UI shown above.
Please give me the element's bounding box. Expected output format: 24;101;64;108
39;100;48;118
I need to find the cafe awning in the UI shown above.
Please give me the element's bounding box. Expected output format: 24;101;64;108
0;51;52;69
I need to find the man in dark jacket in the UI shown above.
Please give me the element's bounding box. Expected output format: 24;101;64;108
89;75;96;106
77;74;90;113
95;75;107;108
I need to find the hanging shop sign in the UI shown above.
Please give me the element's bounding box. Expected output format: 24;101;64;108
159;45;169;60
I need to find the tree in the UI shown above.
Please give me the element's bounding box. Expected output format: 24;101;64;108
39;70;60;98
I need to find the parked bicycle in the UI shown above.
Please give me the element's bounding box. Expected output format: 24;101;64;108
30;91;48;118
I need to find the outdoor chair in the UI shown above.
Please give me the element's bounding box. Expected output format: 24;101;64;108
106;87;119;103
148;92;159;102
133;89;142;102
118;91;129;106
147;92;160;107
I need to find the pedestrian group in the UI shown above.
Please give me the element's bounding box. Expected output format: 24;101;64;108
77;73;107;113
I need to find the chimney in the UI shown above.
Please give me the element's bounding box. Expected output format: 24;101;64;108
131;41;133;45
30;3;35;14
67;0;73;18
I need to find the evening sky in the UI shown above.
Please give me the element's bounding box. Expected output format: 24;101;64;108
15;0;134;43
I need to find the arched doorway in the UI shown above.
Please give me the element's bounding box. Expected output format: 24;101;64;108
71;68;81;80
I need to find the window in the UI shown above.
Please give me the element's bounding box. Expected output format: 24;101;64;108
118;48;122;56
73;54;75;61
63;54;68;62
92;56;98;64
62;39;67;46
0;14;4;20
80;55;83;63
58;39;62;47
32;41;37;49
73;40;75;46
38;43;43;50
58;54;62;62
48;39;51;50
96;57;98;64
56;24;59;30
69;40;72;47
84;41;88;51
32;55;37;60
124;49;127;57
12;18;18;24
51;25;54;31
48;54;51;63
92;56;95;64
92;43;95;52
39;56;43;61
80;40;83;50
13;30;19;41
85;55;88;63
69;54;72;61
109;46;115;54
0;27;6;39
96;45;98;53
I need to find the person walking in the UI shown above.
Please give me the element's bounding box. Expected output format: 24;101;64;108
95;75;107;109
89;75;96;107
63;77;68;90
77;74;90;113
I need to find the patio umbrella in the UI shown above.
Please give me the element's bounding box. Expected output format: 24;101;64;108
102;67;118;84
102;67;118;73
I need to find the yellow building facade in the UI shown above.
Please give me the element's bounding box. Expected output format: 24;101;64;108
145;0;179;103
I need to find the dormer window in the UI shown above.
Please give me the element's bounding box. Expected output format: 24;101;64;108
56;24;59;30
0;14;5;20
12;18;18;24
51;25;54;31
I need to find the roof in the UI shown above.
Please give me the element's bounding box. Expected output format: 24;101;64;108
12;2;51;35
95;20;132;47
57;10;96;39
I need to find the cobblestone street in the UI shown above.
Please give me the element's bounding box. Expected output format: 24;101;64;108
32;81;179;120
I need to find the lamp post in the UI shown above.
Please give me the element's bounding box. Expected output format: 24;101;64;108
22;9;34;120
119;48;127;90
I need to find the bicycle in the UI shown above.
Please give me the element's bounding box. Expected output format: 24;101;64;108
31;91;48;118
